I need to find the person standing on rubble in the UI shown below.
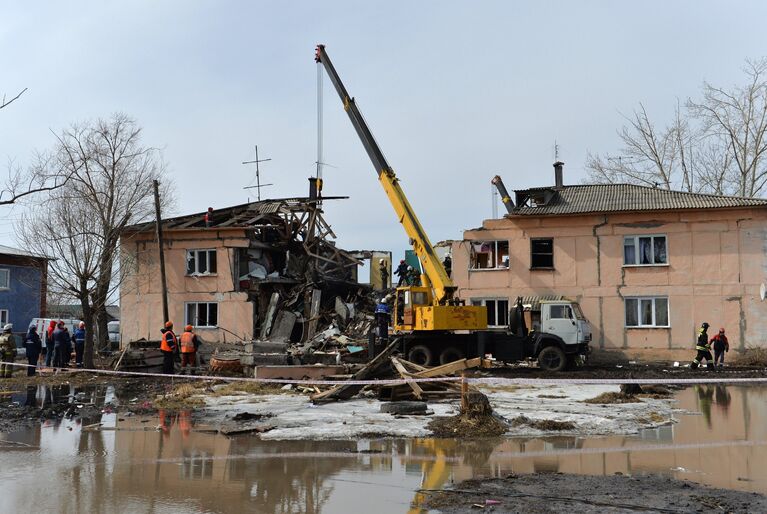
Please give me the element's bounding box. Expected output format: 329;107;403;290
407;266;420;286
711;328;729;367
160;321;178;374
691;322;714;370
442;254;452;278
179;325;200;375
0;324;16;378
394;259;408;286
378;259;389;289
375;298;391;344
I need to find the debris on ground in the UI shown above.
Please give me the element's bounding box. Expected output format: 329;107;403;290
732;347;767;366
510;415;576;431
583;392;642;404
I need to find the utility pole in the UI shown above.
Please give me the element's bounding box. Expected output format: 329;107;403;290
242;145;273;201
153;180;169;324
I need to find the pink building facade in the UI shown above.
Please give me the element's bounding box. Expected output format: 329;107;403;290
452;175;767;361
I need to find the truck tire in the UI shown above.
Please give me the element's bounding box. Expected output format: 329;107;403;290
408;345;434;367
537;345;566;372
439;346;465;365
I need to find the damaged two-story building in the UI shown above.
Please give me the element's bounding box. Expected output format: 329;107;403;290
119;197;377;345
452;163;767;360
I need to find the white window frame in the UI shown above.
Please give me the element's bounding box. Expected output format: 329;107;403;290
0;309;8;324
623;235;668;267
471;298;509;328
185;302;218;328
624;296;669;328
470;241;509;270
0;268;9;290
186;249;217;276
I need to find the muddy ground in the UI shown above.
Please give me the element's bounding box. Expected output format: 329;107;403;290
422;473;767;513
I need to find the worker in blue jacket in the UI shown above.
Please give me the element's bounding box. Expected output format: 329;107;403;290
24;325;42;376
73;322;86;368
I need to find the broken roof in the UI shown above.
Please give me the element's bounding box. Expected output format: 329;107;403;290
512;183;767;217
123;196;348;232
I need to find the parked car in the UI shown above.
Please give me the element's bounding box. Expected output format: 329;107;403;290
108;321;120;351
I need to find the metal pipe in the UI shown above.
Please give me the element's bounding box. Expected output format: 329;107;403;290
491;175;515;213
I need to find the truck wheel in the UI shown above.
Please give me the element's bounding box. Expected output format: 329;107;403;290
537;346;566;372
439;346;465;365
408;345;434;367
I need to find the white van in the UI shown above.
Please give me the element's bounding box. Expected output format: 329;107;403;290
29;318;83;352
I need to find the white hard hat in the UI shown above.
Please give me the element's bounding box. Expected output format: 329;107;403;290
379;258;385;263
2;324;12;332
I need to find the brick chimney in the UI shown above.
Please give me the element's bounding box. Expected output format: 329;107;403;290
553;161;564;189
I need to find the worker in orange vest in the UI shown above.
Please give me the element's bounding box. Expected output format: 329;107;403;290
160;321;177;374
179;325;200;375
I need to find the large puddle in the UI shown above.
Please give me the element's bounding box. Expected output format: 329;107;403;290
0;384;765;513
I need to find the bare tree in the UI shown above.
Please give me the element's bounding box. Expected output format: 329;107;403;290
19;113;170;368
689;58;767;197
588;58;767;198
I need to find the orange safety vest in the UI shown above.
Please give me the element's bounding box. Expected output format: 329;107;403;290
180;331;196;353
160;330;177;352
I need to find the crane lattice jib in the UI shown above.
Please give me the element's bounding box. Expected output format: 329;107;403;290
315;44;456;304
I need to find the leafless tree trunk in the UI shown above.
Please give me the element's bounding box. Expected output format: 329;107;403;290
18;113;170;368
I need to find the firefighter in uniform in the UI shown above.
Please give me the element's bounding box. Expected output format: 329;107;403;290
0;324;16;378
179;325;199;375
160;321;177;374
690;322;714;369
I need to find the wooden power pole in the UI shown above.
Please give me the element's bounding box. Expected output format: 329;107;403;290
153;180;170;323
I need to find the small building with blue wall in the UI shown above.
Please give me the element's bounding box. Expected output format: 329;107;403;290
0;244;48;334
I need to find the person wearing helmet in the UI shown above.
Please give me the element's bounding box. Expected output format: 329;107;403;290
160;321;177;374
179;325;200;375
442;253;452;278
710;328;729;367
691;322;714;370
73;322;87;368
407;265;421;286
378;258;390;289
394;259;409;286
0;324;16;378
24;324;42;376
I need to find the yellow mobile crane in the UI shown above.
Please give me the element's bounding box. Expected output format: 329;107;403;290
315;45;592;369
315;44;487;338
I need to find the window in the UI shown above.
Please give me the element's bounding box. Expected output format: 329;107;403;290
0;269;9;289
623;235;667;266
185;302;218;328
186;249;217;275
0;310;7;324
549;305;573;319
471;298;509;327
470;241;509;269
530;238;554;269
625;297;669;327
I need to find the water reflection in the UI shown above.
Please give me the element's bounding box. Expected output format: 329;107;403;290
0;385;765;513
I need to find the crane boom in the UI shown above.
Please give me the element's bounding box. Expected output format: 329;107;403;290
315;44;455;304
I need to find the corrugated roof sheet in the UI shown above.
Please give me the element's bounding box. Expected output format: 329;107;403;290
512;184;767;216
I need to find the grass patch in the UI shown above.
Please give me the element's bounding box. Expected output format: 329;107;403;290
428;414;508;438
732;347;767;366
537;394;567;399
583;392;642;404
635;411;668;425
511;415;576;431
153;383;205;409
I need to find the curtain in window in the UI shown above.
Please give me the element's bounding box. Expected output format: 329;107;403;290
625;299;638;326
623;239;636;265
653;237;667;264
640;299;653;325
639;237;652;264
654;298;668;326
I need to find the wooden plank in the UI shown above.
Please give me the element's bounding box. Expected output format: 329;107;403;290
305;289;322;341
259;292;280;340
390;357;423;400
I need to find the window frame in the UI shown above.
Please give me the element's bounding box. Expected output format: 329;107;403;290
530;237;554;270
469;240;509;270
185;249;218;276
623;234;668;267
0;268;9;290
184;302;219;328
624;296;670;328
0;309;8;325
471;298;510;328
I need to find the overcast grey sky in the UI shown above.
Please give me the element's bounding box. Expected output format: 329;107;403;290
3;1;767;261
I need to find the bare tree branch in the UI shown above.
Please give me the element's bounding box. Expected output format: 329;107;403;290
0;88;27;110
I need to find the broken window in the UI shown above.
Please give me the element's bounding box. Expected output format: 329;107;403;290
623;235;667;265
186;249;217;275
471;298;509;327
185;302;218;328
625;297;669;327
470;241;509;269
530;238;554;269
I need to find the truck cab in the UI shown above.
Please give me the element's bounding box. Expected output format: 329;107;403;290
539;301;592;348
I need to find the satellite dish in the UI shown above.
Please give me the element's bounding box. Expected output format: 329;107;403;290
761;283;766;301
